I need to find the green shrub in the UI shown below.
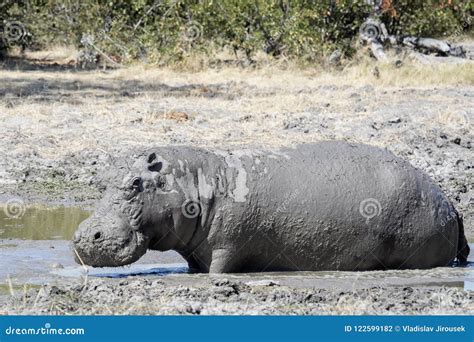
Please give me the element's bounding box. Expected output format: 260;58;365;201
1;0;472;64
381;0;473;37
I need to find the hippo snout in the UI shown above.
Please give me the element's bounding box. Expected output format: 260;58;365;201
72;214;149;268
73;227;102;244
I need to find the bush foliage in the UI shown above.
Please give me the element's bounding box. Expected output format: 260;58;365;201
1;0;472;63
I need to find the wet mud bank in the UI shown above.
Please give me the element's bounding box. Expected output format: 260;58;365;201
3;277;473;315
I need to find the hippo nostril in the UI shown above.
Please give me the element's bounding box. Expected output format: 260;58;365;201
94;232;102;240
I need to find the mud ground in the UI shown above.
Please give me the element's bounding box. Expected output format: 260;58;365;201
3;278;473;315
0;55;473;314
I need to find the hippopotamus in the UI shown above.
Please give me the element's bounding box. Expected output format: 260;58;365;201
73;142;469;273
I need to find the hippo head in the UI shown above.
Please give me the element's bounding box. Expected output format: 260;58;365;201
73;151;199;267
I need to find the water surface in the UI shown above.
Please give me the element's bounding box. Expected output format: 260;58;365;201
0;205;90;240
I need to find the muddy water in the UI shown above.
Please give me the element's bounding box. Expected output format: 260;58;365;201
0;205;473;297
0;205;90;240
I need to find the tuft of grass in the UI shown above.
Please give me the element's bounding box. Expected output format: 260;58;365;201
337;57;474;87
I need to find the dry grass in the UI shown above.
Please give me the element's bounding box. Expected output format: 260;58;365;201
9;46;78;65
338;59;474;86
0;54;472;161
119;57;474;87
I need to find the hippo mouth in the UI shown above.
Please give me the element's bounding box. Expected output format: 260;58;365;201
73;230;149;268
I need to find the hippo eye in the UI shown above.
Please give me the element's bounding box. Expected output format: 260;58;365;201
131;177;141;189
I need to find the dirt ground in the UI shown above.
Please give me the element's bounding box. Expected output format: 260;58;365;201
0;52;473;314
3;278;473;315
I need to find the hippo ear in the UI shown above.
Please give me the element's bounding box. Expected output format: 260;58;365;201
147;152;157;163
147;153;163;172
148;162;162;172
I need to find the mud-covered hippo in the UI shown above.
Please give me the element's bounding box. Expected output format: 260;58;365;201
73;142;469;273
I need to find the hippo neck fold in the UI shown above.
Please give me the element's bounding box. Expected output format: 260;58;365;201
151;147;228;255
